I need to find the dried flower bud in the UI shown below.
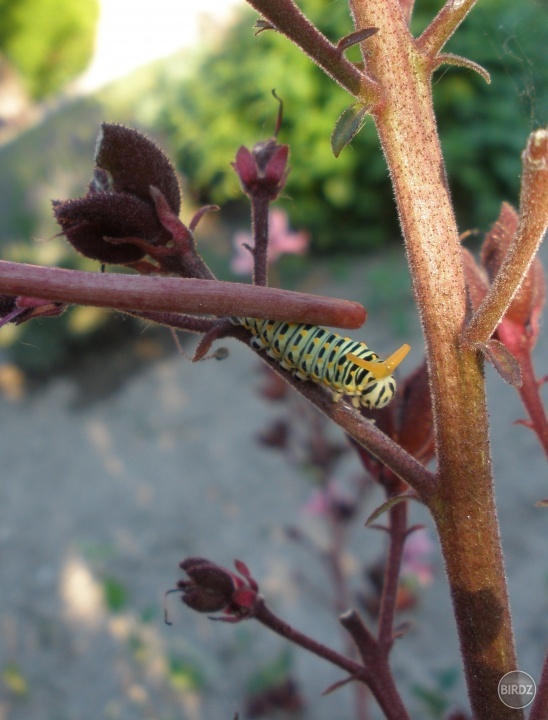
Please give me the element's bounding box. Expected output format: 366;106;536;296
178;557;236;613
0;295;66;329
176;557;259;621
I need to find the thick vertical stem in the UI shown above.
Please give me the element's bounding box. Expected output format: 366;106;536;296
348;1;519;717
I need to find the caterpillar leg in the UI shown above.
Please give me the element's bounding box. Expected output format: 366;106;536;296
347;343;410;379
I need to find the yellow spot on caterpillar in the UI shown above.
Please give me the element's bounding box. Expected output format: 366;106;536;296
347;344;410;379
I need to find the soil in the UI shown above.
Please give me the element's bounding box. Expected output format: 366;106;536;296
0;255;547;720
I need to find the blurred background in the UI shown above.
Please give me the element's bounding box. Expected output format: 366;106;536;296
0;1;547;719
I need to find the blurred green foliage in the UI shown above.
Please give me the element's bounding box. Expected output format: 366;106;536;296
102;576;129;613
0;0;99;99
153;0;546;253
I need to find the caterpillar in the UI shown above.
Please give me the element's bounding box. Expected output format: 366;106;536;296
231;317;410;409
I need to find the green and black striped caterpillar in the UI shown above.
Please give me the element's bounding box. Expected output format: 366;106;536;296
231;317;410;409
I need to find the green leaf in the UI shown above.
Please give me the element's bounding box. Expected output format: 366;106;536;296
331;104;370;158
2;663;28;696
102;577;129;613
365;490;423;526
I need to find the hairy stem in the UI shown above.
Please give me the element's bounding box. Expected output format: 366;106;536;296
348;0;518;716
0;261;367;329
465;129;548;345
250;194;271;287
417;0;479;57
245;0;377;100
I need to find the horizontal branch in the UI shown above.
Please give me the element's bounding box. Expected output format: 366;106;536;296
0;261;367;330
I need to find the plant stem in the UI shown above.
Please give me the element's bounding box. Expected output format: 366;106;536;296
377;499;407;652
245;0;376;100
465;130;548;346
250;194;270;287
417;0;479;57
348;0;519;716
340;610;410;720
255;599;410;720
278;373;436;497
0;261;367;329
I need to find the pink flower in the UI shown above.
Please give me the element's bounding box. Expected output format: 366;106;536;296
401;528;434;587
301;481;355;522
231;209;309;275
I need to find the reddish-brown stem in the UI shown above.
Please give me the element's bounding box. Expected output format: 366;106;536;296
245;0;377;101
339;610;410;719
128;311;216;335
529;651;548;720
376;498;407;652
465;129;548;346
348;0;519;717
416;0;479;57
262;363;436;497
513;347;548;459
250;195;270;287
0;261;367;329
253;597;368;680
254;599;410;720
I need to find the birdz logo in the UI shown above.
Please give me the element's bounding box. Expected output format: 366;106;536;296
498;671;536;709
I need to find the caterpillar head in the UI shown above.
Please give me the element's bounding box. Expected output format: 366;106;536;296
348;344;411;409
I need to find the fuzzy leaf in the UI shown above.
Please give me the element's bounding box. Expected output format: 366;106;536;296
480;339;522;387
331;104;369;158
337;27;378;52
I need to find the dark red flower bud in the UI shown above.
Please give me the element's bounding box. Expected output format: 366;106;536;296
95;123;181;214
233;140;289;201
53;192;168;264
176;558;259;621
178;558;236;613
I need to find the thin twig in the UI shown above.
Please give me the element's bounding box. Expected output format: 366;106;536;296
376;498;407;651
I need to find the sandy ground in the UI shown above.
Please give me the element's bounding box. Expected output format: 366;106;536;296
0;251;547;720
